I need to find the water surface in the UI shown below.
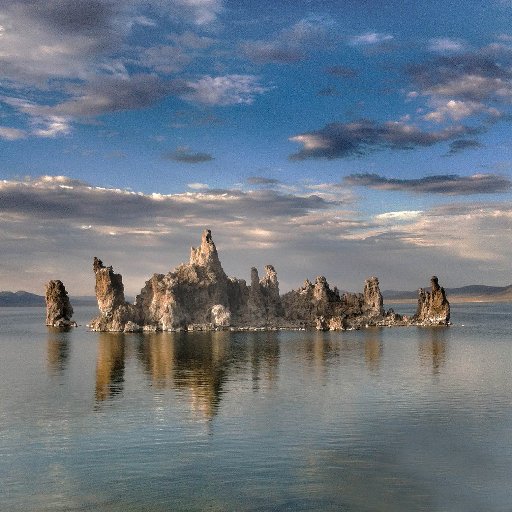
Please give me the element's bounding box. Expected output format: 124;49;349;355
0;304;511;511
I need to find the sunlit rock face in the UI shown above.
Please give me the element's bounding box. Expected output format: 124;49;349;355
45;280;76;327
89;229;450;332
414;276;451;326
90;258;141;332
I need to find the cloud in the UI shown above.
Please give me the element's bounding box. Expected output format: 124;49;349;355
139;45;193;74
428;38;467;53
423;99;500;122
2;175;512;295
445;139;483;156
241;18;334;64
408;52;512;103
246;177;281;186
43;75;187;117
0;126;26;140
180;74;269;105
344;173;511;195
289;119;478;160
350;32;393;46
163;147;214;163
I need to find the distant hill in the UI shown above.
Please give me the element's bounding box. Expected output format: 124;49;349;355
384;284;512;302
0;291;45;307
0;291;97;307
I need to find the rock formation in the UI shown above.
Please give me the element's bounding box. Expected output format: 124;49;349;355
89;229;450;332
45;280;76;327
413;276;450;325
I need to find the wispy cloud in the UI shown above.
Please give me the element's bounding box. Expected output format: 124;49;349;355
350;32;393;46
241;18;335;64
344;173;511;195
0;126;26;140
163;147;214;163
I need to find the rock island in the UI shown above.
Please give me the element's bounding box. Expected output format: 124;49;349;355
89;229;450;332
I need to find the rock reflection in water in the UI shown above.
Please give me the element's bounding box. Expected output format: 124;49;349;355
46;328;71;375
249;331;280;390
364;329;383;372
303;331;340;374
418;327;448;374
135;331;281;418
95;333;125;402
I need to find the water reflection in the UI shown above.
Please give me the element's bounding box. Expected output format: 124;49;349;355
418;328;448;374
364;329;383;372
133;331;282;417
248;332;280;390
46;328;71;375
95;333;125;401
303;331;340;374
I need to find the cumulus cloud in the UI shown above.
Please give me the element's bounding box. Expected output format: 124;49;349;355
409;52;512;106
163;147;214;163
289;119;478;160
423;99;500;122
344;172;511;195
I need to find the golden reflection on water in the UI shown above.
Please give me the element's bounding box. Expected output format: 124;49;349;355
46;328;71;375
364;329;383;372
95;333;125;401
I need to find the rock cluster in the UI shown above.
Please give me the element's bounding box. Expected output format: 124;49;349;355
45;280;76;327
89;229;450;332
413;276;451;326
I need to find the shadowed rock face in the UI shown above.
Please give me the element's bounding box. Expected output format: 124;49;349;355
414;276;451;325
45;280;75;327
89;229;450;332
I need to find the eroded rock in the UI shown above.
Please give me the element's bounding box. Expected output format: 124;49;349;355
45;280;76;327
89;229;450;331
414;276;451;325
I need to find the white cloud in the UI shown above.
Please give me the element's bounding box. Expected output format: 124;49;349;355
429;37;467;53
350;32;393;46
182;75;269;105
0;126;26;140
187;182;209;190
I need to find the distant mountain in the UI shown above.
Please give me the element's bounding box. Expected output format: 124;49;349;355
384;284;512;302
0;291;98;307
0;291;45;307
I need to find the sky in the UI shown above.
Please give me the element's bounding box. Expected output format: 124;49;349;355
1;0;512;296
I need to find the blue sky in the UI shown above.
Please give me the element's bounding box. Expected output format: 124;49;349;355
1;0;512;295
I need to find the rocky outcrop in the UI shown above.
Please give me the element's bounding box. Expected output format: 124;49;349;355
413;276;450;325
89;229;450;332
90;258;141;332
45;280;76;327
281;275;387;330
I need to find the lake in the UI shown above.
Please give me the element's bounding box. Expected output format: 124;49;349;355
0;303;511;511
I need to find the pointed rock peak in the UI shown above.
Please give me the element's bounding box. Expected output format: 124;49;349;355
190;229;222;269
430;275;440;291
93;257;105;273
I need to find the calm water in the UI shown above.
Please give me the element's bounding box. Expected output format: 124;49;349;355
0;304;511;512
